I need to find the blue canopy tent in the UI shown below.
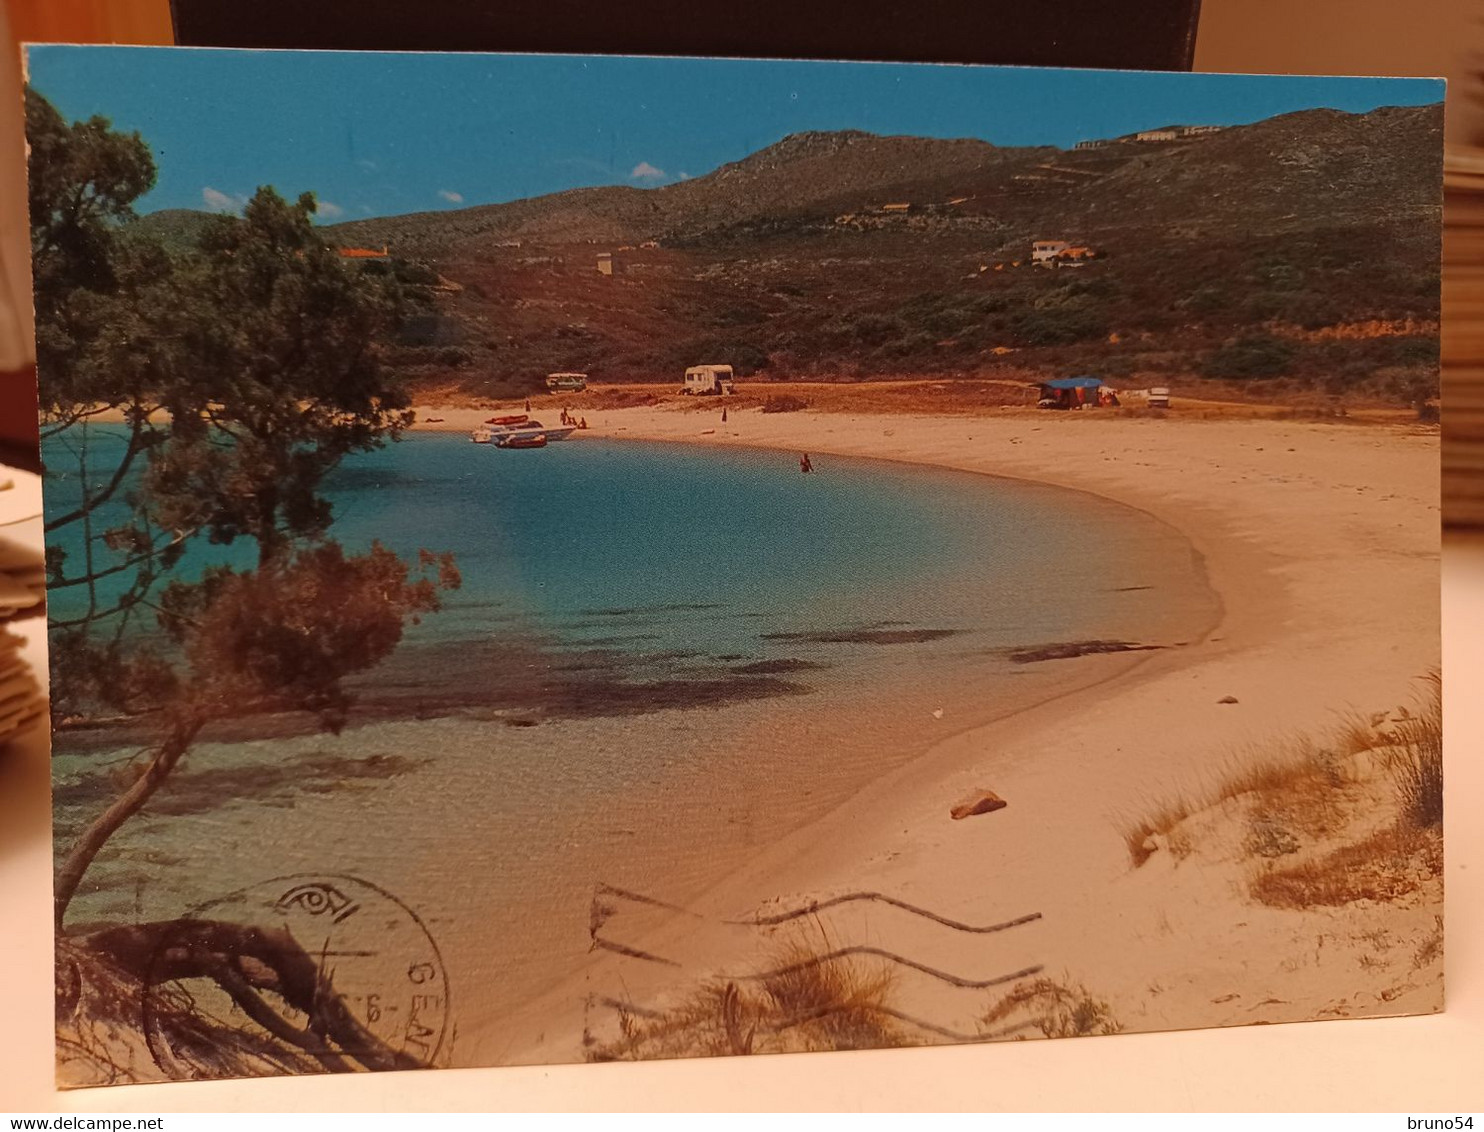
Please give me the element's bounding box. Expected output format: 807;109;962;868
1036;375;1116;409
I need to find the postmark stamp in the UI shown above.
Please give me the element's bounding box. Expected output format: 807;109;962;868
140;874;450;1078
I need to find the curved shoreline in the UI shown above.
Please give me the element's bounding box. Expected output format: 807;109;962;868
405;404;1439;1065
57;403;1439;1068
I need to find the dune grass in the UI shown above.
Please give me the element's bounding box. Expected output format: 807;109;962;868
1210;736;1346;804
981;977;1122;1039
587;934;901;1061
1412;916;1445;971
1120;796;1199;867
587;939;1124;1059
1378;671;1443;831
1248;821;1443;908
1120;674;1441;873
1247;675;1444;910
1333;709;1387;758
1118;740;1339;869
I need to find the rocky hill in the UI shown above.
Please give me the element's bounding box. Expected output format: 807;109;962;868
136;103;1445;399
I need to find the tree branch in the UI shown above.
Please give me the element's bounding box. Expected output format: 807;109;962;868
47;526;193;592
81;918;425;1073
44;416;149;532
54;709;206;929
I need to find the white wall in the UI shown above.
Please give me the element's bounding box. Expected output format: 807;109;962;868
1195;0;1484;144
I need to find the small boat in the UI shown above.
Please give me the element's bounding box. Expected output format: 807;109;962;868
471;426;494;444
487;414;530;426
488;419;577;444
497;433;547;449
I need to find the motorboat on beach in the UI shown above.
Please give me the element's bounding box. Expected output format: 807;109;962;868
504;422;575;442
478;414;576;444
496;432;548;449
471;425;494;444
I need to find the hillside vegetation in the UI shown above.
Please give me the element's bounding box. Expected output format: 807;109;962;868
133;105;1443;402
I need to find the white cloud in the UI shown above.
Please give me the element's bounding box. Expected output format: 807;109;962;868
316;200;345;219
201;186;245;213
630;161;666;181
438;189;464;203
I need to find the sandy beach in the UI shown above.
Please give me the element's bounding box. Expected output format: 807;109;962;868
409;397;1441;1062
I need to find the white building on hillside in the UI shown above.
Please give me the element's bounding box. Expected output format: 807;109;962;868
1032;239;1071;264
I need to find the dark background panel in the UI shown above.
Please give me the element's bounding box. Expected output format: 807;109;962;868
170;0;1201;71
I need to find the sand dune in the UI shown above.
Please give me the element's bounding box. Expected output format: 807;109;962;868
425;402;1442;1059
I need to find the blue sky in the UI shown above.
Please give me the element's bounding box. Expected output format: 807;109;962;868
25;47;1442;223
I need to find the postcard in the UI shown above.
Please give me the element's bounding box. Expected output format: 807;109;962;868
26;47;1443;1086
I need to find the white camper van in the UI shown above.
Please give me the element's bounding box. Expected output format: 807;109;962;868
682;364;736;396
545;372;588;392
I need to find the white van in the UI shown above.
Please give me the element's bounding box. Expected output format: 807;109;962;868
682;365;735;396
545;372;588;392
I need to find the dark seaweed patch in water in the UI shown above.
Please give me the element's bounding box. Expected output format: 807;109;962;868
636;649;704;662
324;465;465;492
576;602;724;618
543;674;810;717
551;657;623;673
730;658;828;675
562;633;664;647
53;751;429;831
1006;639;1165;664
562;619;659;632
52;630;817;754
762;628;963;646
439;599;518;614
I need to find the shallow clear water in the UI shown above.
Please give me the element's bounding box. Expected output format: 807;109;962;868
46;430;1181;664
48;429;1216;1061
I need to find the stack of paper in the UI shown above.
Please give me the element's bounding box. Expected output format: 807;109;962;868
0;626;43;743
0;469;45;744
0;539;45;618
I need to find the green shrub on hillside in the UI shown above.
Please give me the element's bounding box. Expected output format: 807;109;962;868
1390;337;1440;367
710;302;768;328
664;336;771;376
1011;307;1108;347
875;329;942;362
435;346;473;368
1202;334;1298;379
1180;285;1229;315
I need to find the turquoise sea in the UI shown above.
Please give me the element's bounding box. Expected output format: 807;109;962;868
48;430;1201;698
47;429;1217;1059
